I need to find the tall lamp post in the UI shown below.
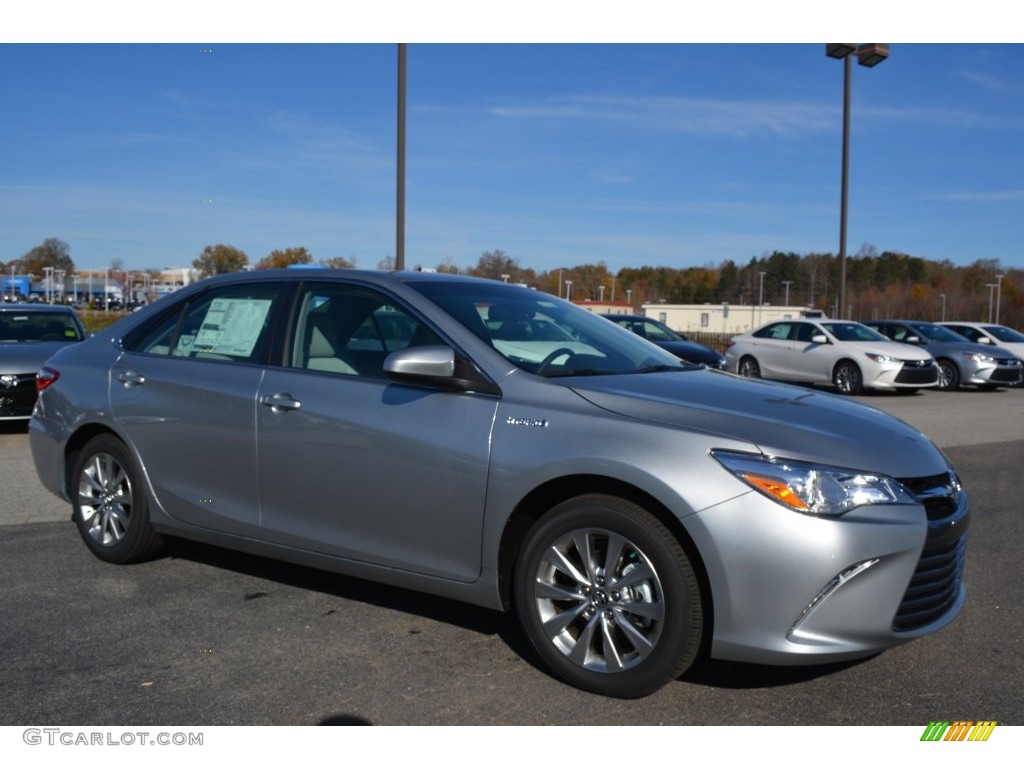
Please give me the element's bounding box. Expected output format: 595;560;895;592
826;43;889;320
986;284;997;323
995;274;1004;324
396;43;406;271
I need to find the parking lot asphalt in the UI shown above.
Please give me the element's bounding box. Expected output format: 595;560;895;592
0;386;1021;724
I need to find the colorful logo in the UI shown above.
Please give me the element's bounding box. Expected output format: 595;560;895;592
921;721;997;741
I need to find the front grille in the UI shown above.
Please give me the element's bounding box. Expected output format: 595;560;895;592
0;372;37;417
893;537;967;632
893;472;969;632
895;362;937;385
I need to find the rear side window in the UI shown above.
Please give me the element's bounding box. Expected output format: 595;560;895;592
126;283;284;364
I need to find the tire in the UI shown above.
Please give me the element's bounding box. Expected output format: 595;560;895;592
738;356;761;379
832;360;863;396
514;495;702;698
937;359;960;391
72;434;163;564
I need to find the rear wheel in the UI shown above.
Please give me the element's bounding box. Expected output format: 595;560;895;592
738;356;761;379
833;360;863;395
937;359;960;391
514;495;702;698
72;435;163;564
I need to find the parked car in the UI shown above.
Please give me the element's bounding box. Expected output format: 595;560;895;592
865;320;1022;391
726;319;938;395
30;270;968;697
599;314;727;369
1;304;87;422
938;322;1024;373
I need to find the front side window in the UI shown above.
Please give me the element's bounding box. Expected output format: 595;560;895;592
288;283;443;378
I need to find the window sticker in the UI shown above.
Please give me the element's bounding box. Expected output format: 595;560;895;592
191;298;272;357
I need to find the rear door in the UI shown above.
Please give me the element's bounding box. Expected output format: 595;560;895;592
110;281;287;537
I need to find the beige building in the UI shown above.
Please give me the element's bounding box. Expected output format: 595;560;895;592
640;303;826;335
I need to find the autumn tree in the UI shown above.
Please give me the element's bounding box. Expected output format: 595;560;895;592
469;249;520;282
17;237;75;277
193;244;248;278
255;247;314;270
320;256;355;269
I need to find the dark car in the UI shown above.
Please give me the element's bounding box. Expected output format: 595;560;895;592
600;314;727;369
865;320;1022;391
1;304;87;422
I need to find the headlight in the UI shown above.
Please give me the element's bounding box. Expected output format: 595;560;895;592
962;352;994;363
865;353;899;363
711;450;918;517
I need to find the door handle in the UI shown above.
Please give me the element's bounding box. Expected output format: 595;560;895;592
117;370;146;387
260;392;302;412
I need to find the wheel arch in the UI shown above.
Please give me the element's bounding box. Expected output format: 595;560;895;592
63;423;126;497
496;474;713;652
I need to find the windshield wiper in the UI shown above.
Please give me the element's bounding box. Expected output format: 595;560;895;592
632;364;689;374
542;368;613;378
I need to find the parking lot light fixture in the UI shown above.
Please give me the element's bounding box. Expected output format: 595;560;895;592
827;43;889;320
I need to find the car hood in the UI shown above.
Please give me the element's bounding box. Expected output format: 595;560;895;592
655;340;724;363
568;370;948;478
0;341;76;372
837;340;933;360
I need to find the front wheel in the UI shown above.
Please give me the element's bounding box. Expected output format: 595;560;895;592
937;359;960;391
514;495;702;698
833;360;863;395
72;434;164;564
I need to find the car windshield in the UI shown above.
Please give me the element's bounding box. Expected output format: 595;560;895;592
983;325;1024;343
910;323;967;343
409;280;687;376
821;322;888;342
0;311;83;343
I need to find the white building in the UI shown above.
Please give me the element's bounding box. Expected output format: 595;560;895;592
641;303;826;335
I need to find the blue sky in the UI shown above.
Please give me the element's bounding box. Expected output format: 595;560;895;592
2;39;1023;273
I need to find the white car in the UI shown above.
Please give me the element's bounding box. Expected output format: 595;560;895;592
938;322;1024;367
726;319;938;395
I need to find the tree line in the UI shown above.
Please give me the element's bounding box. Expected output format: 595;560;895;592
4;238;1021;330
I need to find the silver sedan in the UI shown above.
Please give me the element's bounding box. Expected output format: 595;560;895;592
30;270;967;697
726;319;939;395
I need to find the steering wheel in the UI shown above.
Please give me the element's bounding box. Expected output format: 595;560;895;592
537;347;577;374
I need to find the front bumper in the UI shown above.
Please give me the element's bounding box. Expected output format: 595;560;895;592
687;473;968;665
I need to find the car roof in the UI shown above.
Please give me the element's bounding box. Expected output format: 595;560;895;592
0;303;77;313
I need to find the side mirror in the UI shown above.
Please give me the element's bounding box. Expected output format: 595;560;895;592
906;335;921;344
811;334;828;344
978;336;993;345
384;345;455;379
384;345;501;396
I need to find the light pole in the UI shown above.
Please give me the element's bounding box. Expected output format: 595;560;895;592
56;270;65;303
500;273;510;283
986;283;997;323
626;289;632;307
826;43;889;320
43;266;53;303
396;43;406;271
995;274;1004;324
940;293;946;322
565;281;573;301
782;280;793;306
599;285;605;302
758;271;766;325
